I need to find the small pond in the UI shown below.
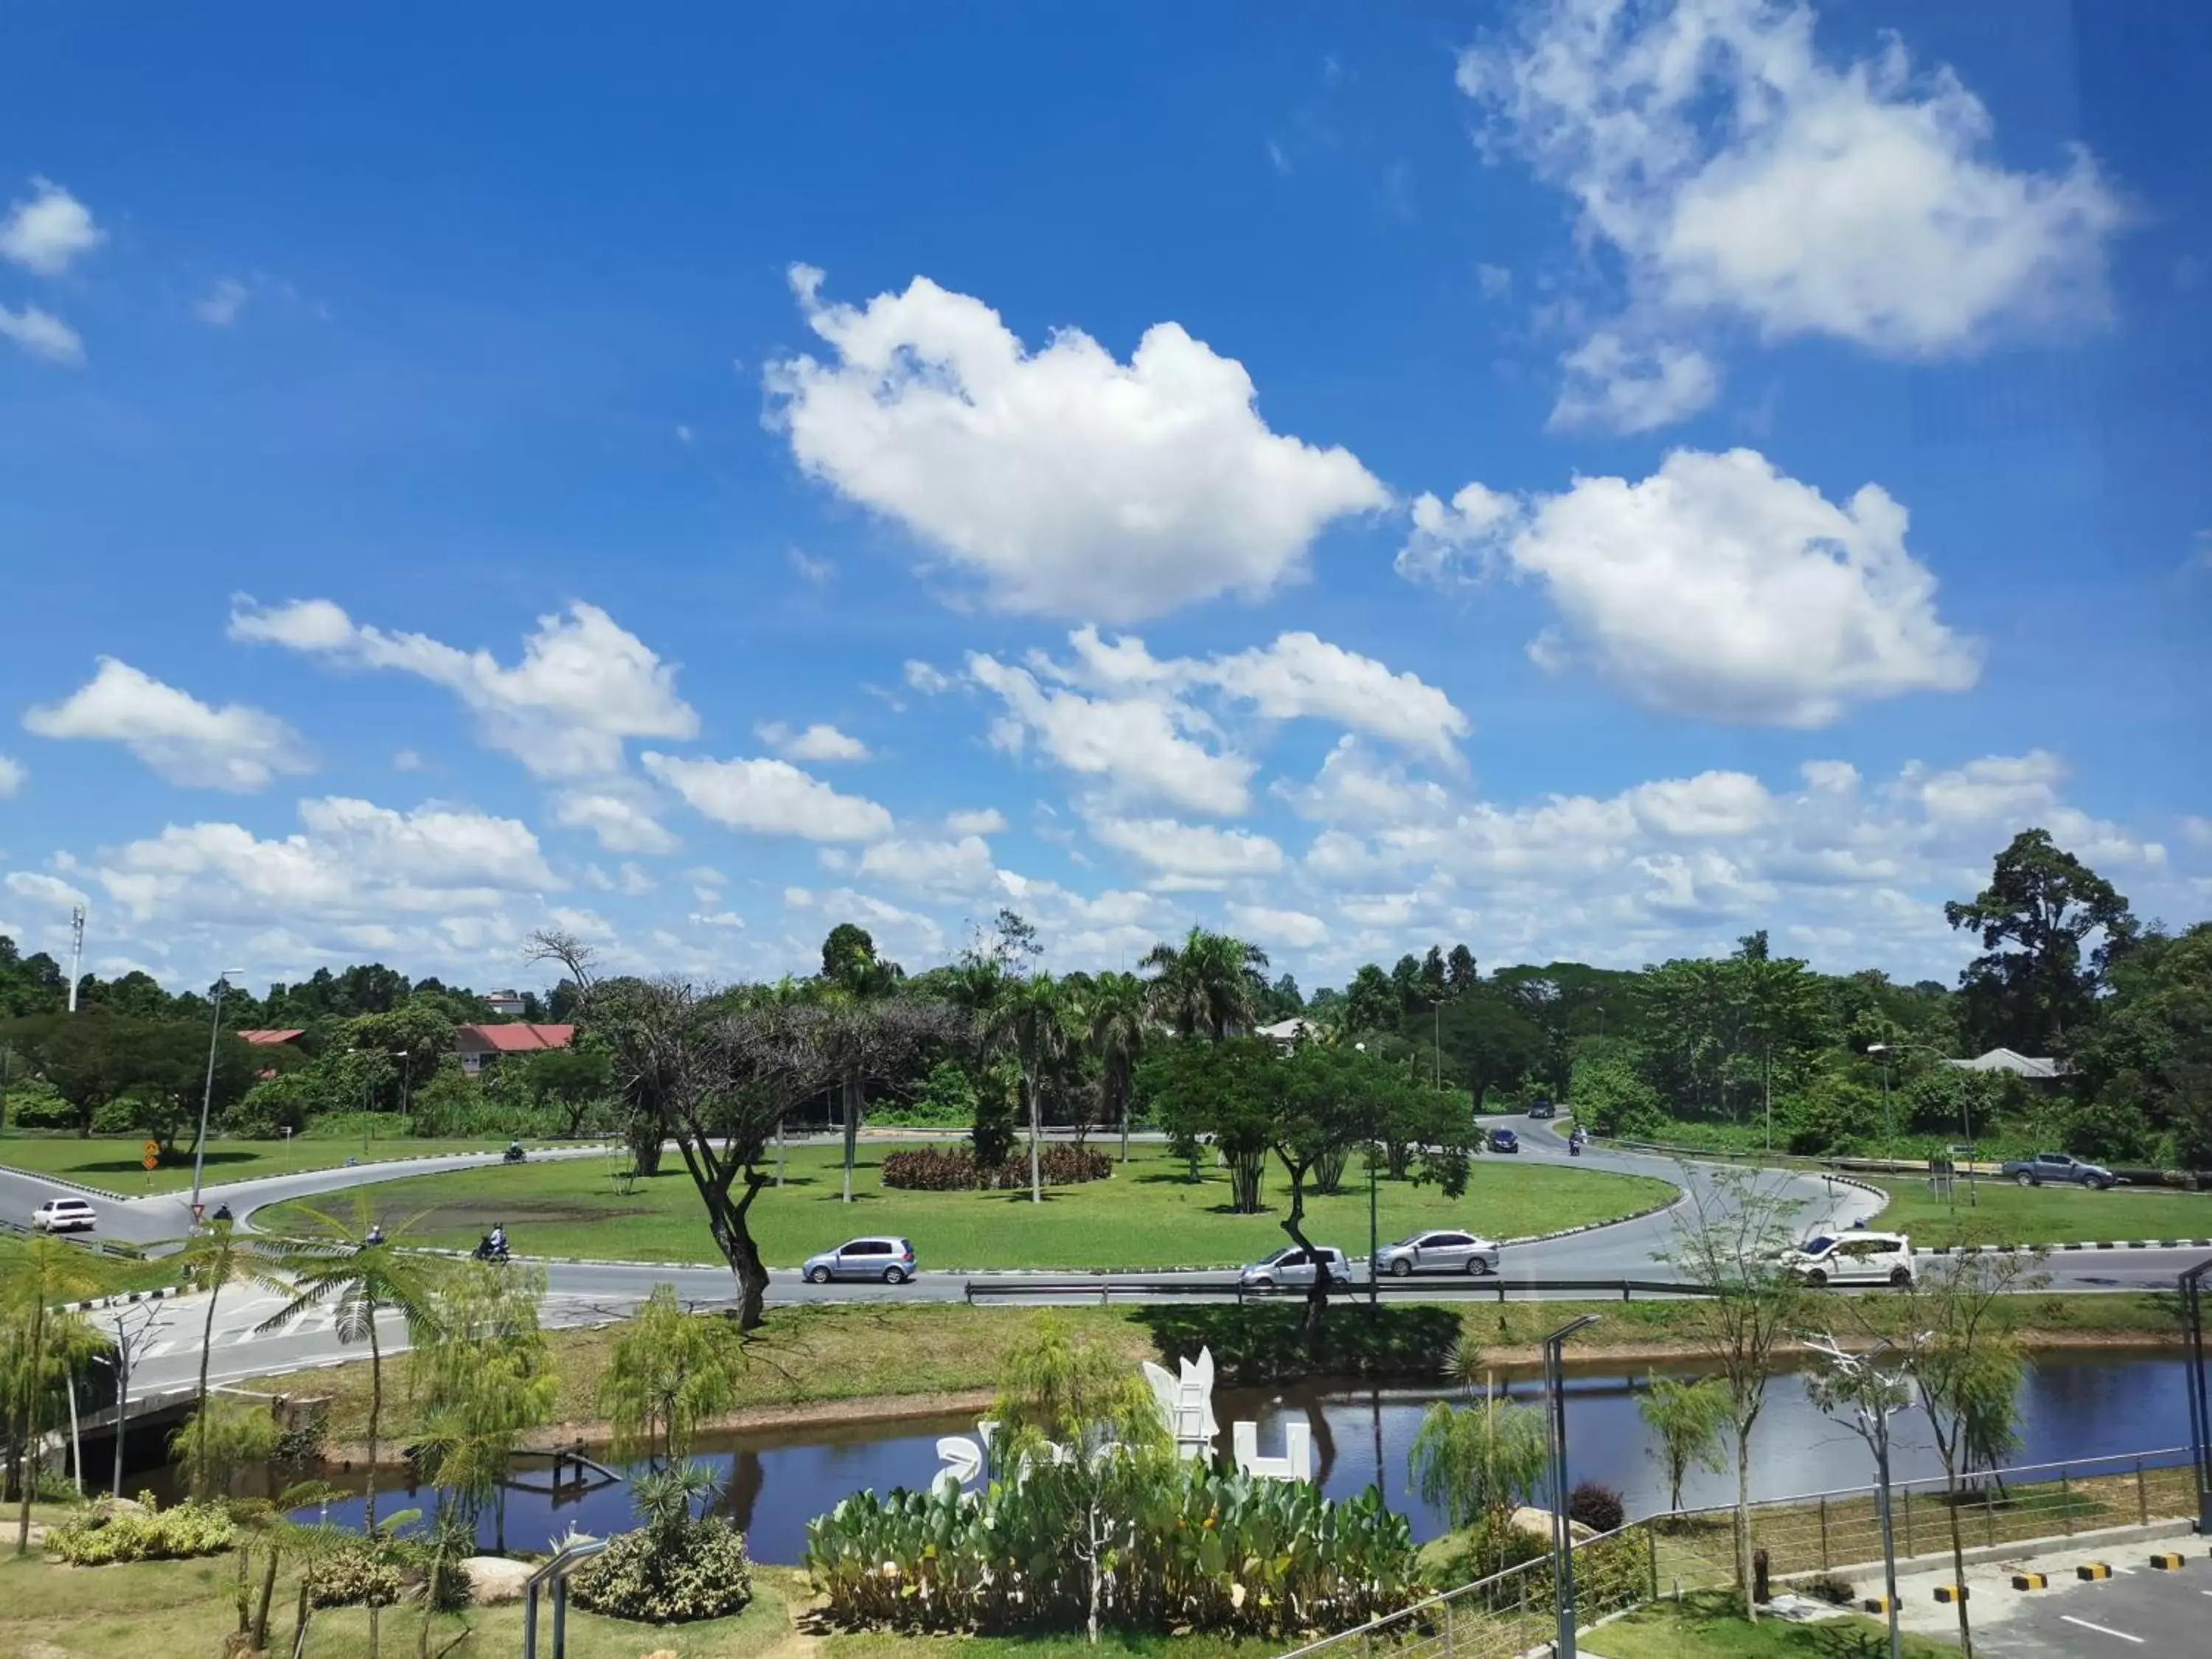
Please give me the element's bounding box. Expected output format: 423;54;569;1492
268;1347;2194;1564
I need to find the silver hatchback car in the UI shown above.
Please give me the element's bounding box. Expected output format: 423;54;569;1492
1373;1229;1500;1278
1239;1244;1357;1291
803;1235;917;1284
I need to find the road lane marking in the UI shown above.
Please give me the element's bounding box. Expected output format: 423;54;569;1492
2061;1614;2143;1643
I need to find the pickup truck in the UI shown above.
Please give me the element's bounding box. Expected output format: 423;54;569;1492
1998;1152;2117;1190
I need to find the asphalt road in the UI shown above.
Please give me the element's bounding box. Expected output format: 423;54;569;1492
10;1115;2206;1405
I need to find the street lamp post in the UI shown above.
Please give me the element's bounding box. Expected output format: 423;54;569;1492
1356;1042;1380;1309
188;969;244;1217
1868;1042;1972;1205
1806;1337;1910;1659
1543;1314;1601;1659
397;1050;411;1122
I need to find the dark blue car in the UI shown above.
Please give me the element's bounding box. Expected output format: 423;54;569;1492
1487;1127;1520;1154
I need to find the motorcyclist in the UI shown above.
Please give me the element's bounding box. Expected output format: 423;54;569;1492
504;1140;526;1163
1568;1124;1588;1155
489;1223;509;1259
364;1222;386;1248
211;1202;234;1224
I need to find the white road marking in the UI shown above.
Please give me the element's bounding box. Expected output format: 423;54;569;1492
2061;1614;2143;1643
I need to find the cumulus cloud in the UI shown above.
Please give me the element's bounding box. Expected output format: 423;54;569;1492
756;720;870;763
552;790;679;855
5;870;87;911
1461;0;2126;430
768;265;1387;621
89;796;556;925
643;752;894;841
1225;902;1329;950
0;754;23;797
1087;815;1285;889
229;598;698;778
23;658;314;790
967;652;1255;817
946;807;1009;836
1278;737;1455;827
856;834;998;897
0;179;104;276
0;303;83;364
904;661;953;695
1399;448;1980;726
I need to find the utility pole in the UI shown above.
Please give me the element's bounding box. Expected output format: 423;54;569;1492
102;1302;170;1499
1543;1314;1601;1659
188;969;243;1218
1806;1336;1909;1659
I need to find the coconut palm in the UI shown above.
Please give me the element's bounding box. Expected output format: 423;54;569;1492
985;973;1071;1203
172;1219;293;1498
1141;927;1270;1041
1078;970;1149;1164
253;1196;447;1657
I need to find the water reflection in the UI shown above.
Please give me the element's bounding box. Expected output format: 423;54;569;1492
288;1349;2191;1565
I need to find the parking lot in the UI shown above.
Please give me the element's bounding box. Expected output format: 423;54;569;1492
1884;1537;2211;1655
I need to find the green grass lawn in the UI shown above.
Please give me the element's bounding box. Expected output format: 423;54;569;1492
0;1130;524;1194
1590;1591;1955;1659
253;1139;1677;1269
1868;1174;2212;1247
0;1235;183;1296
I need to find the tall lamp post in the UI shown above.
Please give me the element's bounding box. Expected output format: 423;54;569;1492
1806;1336;1910;1659
1868;1042;1973;1206
1543;1313;1601;1659
188;968;244;1218
1355;1042;1380;1310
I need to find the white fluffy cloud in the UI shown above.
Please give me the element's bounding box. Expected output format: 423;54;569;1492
768;265;1387;621
23;658;314;790
5;871;87;911
643;752;894;841
195;277;249;327
1461;0;2125;428
229;598;698;778
856;834;998;897
1399;448;1979;726
0;754;23;797
1087;815;1285;889
945;807;1009;836
0;303;83;364
1208;633;1470;758
756;720;870;763
967;652;1254;817
1;179;104;276
90;796;556;925
1551;335;1721;432
552;790;679;855
1225;902;1329;950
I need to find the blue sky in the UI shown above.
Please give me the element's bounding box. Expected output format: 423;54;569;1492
1;0;2207;995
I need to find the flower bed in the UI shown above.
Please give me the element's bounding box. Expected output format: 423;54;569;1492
881;1144;1112;1191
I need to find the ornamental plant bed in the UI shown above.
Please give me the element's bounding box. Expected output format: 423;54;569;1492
881;1144;1113;1191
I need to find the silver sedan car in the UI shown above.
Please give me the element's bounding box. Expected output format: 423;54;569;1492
1372;1230;1501;1278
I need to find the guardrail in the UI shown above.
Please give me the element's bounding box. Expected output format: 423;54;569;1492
963;1276;1712;1307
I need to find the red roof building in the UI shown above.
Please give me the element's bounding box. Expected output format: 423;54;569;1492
236;1029;307;1046
455;1022;577;1073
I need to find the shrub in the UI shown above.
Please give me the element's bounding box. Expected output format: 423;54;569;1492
309;1544;405;1607
971;1055;1022;1168
1568;1481;1626;1536
873;1060;978;1128
1803;1572;1857;1606
806;1459;1417;1638
1135;1303;1461;1385
569;1518;753;1624
880;1144;1111;1191
49;1494;236;1564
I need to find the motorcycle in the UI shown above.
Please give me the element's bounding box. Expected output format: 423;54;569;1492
473;1235;512;1265
502;1143;526;1165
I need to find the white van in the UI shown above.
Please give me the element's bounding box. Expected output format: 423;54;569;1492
1785;1231;1914;1288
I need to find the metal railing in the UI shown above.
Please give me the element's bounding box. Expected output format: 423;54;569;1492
963;1276;1710;1307
1275;1444;2200;1659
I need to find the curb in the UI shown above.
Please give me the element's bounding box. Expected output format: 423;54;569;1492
64;1284;195;1312
1926;1237;2212;1255
1;1166;121;1201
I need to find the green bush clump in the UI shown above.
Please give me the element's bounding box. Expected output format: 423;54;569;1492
309;1543;405;1607
1135;1303;1461;1385
49;1494;237;1564
880;1144;1111;1191
569;1518;754;1623
806;1462;1419;1638
1568;1480;1626;1535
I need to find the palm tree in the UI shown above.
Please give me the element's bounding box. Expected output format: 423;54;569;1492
254;1196;446;1657
173;1219;291;1498
6;1237;102;1555
1079;970;1149;1165
1141;927;1270;1041
986;974;1071;1203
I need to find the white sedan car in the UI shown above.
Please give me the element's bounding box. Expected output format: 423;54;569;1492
31;1196;97;1233
1372;1229;1502;1277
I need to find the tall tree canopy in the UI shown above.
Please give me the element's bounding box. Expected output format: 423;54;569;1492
1946;828;2135;1054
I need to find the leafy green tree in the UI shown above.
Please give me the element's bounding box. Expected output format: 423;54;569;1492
970;1054;1023;1169
5;1237;103;1554
1341;964;1399;1035
986;974;1073;1203
253;1193;448;1656
1408;1391;1549;1576
1141;926;1269;1040
1078;970;1149;1164
821;922;902;995
173;1220;291;1498
1946;829;2135;1054
1732;945;1833;1153
599;1284;743;1471
411;1261;558;1551
524;1042;613;1135
1445;944;1478;994
2069;922;2212;1165
168;1397;279;1501
1143;1036;1279;1211
1636;1374;1731;1512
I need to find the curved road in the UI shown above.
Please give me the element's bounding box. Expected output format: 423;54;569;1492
7;1116;2204;1408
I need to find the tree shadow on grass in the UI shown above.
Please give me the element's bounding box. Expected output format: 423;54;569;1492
66;1150;266;1176
1133;1302;1458;1385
